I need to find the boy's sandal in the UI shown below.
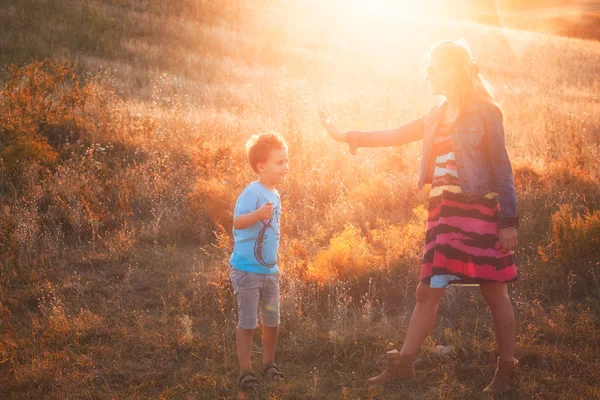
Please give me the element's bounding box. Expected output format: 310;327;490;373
263;362;284;381
238;371;259;389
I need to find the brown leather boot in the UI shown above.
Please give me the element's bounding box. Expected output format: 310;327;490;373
483;358;518;394
366;350;416;385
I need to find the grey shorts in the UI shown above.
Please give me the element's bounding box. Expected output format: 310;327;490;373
230;268;280;329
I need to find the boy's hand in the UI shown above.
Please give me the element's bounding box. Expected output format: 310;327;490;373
319;110;346;142
256;201;274;221
233;202;275;230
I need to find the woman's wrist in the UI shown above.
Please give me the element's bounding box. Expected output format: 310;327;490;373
325;122;343;141
327;126;345;142
498;215;519;229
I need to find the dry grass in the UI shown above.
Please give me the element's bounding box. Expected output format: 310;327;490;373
1;1;600;399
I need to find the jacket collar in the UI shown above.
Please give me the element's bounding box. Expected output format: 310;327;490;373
431;98;480;120
438;98;480;113
423;101;445;137
425;98;481;136
462;98;480;113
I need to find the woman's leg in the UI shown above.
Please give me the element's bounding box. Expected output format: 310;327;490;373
400;282;445;357
367;282;445;384
480;283;515;361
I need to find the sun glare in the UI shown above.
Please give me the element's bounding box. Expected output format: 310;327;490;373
348;0;431;21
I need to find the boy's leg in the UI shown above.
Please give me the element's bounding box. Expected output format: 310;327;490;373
262;325;279;364
231;269;261;373
236;327;254;372
259;271;280;366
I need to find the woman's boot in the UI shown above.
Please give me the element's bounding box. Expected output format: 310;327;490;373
483;358;518;394
366;350;415;385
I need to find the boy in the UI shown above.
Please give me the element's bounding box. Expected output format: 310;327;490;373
230;132;289;389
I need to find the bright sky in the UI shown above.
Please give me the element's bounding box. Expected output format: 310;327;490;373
347;0;434;20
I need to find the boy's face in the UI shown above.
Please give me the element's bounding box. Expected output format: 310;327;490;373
257;147;289;186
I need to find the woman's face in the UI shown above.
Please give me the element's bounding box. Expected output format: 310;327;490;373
425;55;451;96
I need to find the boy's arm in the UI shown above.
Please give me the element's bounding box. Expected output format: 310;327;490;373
233;202;273;230
233;210;261;230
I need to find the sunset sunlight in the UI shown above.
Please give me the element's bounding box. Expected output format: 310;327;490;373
2;0;600;398
348;0;432;20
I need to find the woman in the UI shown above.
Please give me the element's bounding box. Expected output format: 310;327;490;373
320;39;519;394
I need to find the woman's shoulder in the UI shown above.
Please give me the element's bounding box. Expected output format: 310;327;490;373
426;101;445;115
423;101;446;122
471;99;503;121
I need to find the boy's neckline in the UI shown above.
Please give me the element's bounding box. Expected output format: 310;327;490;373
256;179;278;194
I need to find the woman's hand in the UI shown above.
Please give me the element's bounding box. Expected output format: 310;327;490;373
499;227;518;253
319;110;346;142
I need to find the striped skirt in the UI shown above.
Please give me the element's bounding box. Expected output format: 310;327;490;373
419;151;518;288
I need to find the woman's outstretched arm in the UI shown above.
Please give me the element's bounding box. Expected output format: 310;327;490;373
319;111;425;155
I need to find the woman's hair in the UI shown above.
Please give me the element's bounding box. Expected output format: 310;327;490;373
427;39;503;118
245;132;287;174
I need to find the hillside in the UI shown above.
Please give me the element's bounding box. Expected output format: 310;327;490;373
1;1;599;399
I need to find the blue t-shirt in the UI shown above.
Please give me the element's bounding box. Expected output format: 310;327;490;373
229;181;281;274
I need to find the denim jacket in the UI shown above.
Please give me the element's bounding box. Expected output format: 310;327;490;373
345;99;519;228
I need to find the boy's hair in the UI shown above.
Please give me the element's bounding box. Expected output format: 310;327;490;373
245;132;287;174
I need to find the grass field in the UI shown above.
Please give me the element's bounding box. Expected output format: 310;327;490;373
1;1;599;399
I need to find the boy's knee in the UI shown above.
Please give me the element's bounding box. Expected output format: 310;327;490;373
261;315;280;328
237;324;256;331
238;320;258;330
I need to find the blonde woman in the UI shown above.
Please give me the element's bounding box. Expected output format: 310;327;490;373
320;39;519;394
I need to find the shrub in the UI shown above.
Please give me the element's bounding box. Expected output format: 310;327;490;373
187;177;236;236
0;59;79;173
541;204;600;297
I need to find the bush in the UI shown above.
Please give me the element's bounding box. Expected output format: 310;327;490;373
0;58;121;182
0;58;204;286
541;204;600;297
187;177;236;235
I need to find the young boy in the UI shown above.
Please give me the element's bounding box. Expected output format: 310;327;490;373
230;132;289;389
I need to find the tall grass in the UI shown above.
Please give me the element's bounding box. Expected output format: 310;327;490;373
1;1;600;399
